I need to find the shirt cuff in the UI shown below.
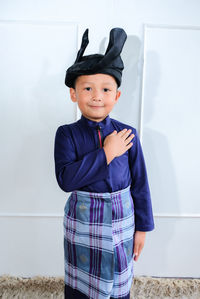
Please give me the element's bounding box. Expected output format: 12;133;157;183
135;223;155;232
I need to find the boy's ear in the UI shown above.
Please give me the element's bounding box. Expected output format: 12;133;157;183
115;90;121;102
69;87;77;102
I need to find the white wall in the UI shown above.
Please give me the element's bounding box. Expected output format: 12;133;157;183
0;0;200;278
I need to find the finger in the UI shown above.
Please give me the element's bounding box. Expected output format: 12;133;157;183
123;142;133;151
135;244;143;261
125;142;133;150
117;128;128;136
121;129;133;139
134;252;140;261
133;242;139;256
133;248;139;261
133;244;139;261
110;130;117;135
124;134;135;144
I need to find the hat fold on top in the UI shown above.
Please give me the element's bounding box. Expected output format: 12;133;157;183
75;28;89;63
65;27;127;88
97;28;127;68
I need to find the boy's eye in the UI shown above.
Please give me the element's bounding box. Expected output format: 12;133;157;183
84;87;110;92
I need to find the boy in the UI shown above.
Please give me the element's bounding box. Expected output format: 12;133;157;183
54;28;154;299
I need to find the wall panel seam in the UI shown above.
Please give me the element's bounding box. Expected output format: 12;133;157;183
0;213;200;218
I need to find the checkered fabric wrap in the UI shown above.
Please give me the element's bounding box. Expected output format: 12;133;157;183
63;185;135;299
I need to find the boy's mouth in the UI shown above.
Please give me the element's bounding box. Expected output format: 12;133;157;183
89;105;104;108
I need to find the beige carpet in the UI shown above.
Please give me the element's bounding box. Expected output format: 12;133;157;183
0;275;200;299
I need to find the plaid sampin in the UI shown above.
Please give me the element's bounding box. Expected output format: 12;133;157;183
63;185;135;299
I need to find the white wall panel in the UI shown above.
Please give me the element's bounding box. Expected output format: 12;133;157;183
141;25;200;215
135;217;200;278
0;21;78;213
0;216;64;276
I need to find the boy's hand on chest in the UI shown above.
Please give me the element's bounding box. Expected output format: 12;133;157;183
103;128;135;165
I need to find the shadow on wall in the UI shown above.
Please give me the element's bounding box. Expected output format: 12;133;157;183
103;34;142;127
141;50;179;275
100;32;179;275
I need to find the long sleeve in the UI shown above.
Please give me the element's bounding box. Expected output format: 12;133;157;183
129;129;155;232
54;126;109;192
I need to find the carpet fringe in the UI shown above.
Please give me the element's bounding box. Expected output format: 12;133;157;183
0;274;200;299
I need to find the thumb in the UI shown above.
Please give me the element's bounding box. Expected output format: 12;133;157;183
134;244;139;258
111;130;117;135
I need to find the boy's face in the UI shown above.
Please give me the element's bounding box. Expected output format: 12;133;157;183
69;73;121;122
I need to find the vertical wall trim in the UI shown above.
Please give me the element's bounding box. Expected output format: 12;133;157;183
139;23;147;145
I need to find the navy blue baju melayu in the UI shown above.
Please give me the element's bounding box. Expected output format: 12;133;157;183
54;113;155;299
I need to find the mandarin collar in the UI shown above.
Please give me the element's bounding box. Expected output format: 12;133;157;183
80;114;111;129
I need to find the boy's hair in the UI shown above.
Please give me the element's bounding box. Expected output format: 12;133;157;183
65;28;127;89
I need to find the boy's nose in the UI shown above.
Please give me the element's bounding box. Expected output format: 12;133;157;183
92;89;103;100
92;93;102;101
92;96;102;101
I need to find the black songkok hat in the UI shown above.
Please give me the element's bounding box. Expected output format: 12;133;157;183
65;27;127;88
